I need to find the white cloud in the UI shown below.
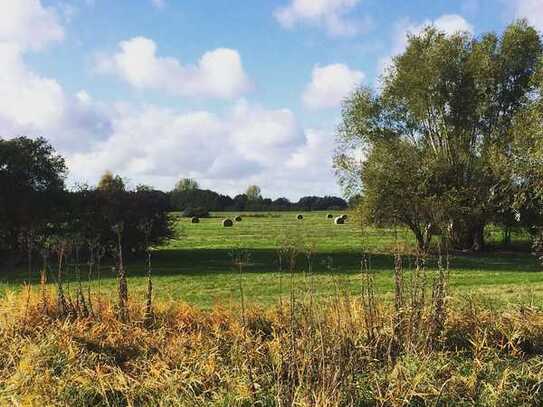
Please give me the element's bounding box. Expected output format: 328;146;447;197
97;37;251;100
303;64;364;109
378;14;473;78
0;46;111;151
0;0;64;51
510;0;543;31
274;0;367;37
0;44;65;129
0;0;340;199
65;101;339;198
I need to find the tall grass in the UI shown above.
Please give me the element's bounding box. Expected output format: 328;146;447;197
2;288;543;405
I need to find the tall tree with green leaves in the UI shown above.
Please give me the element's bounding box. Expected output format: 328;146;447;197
336;20;543;251
0;137;67;253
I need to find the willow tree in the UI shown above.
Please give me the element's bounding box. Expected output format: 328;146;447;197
336;20;543;251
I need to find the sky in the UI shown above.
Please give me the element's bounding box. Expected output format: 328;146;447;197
1;0;542;200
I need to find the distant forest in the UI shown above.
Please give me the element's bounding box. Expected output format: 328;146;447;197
169;188;349;214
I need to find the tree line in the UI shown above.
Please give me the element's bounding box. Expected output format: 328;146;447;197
0;137;347;260
0;137;172;260
336;20;543;253
170;179;348;215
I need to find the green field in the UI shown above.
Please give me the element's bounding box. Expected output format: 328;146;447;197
1;211;542;308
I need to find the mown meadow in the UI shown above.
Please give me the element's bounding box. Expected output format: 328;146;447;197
1;211;541;309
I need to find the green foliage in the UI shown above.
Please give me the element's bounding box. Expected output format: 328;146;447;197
97;171;125;192
336;20;543;251
245;185;262;201
68;187;174;254
174;177;199;192
0;136;67;253
181;207;210;218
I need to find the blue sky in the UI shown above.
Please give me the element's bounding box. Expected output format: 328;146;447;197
2;0;542;199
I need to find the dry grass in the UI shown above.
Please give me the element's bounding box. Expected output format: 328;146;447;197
1;285;543;406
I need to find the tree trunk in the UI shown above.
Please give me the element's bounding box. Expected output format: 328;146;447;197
411;224;432;254
451;219;485;251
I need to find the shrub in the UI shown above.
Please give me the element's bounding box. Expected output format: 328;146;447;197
191;217;200;224
182;207;209;218
334;216;345;225
67;188;173;255
222;219;234;227
296;214;304;220
235;216;242;222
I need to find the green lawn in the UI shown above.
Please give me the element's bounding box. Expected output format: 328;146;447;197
1;211;542;308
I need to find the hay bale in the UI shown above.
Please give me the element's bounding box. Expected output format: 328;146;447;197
222;218;234;227
235;216;242;222
334;216;345;225
191;217;199;224
296;214;304;220
326;213;334;219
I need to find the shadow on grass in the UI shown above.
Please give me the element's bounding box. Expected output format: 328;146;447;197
1;246;539;287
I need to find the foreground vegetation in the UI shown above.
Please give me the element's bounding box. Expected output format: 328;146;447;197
2;268;543;406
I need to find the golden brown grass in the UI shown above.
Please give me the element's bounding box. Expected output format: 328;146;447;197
1;287;543;406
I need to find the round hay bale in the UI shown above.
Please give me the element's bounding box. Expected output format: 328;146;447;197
191;217;200;224
235;216;242;222
222;218;234;227
326;213;334;219
296;214;304;220
334;216;345;225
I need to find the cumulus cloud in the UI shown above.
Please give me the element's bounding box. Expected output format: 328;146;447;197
0;1;109;150
510;0;543;31
0;43;65;130
378;14;473;77
0;0;340;198
0;0;64;51
65;101;338;198
68;101;300;182
274;0;368;37
303;64;364;109
97;37;251;100
0;48;111;150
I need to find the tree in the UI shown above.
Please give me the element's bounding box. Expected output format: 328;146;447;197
245;185;262;201
0;137;67;253
174;177;199;192
97;171;125;192
336;20;543;251
136;184;153;192
495;76;543;239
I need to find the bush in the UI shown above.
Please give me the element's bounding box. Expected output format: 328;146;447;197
182;207;210;218
67;188;174;255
